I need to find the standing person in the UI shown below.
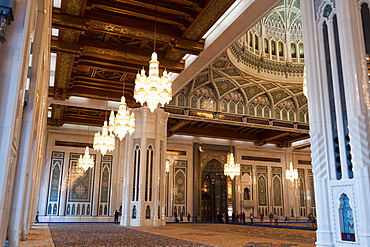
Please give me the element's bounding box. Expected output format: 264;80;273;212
187;212;191;222
35;211;39;223
114;210;120;225
217;212;223;223
232;212;235;223
180;212;183;222
269;212;274;226
249;213;254;224
274;213;279;227
259;213;264;223
242;212;245;223
174;211;178;223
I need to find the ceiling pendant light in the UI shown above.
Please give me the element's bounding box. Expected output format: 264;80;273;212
114;96;136;140
78;146;94;171
224;152;240;180
286;162;298;182
113;49;135;140
78;125;94;171
93;79;116;155
133;2;172;112
303;66;307;97
93;120;115;156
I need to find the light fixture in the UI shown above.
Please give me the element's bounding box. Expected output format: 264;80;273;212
114;75;135;139
286;162;298;182
303;66;307;97
224;152;240;180
78;146;94;171
78;125;94;171
133;3;172;112
93;79;116;155
111;48;136;140
93;120;115;156
165;154;177;173
165;159;171;173
114;96;136;140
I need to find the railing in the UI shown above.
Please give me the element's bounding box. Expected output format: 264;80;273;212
163;106;309;132
229;43;304;78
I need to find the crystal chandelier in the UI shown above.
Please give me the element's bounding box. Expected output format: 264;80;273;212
110;49;136;140
286;162;298;182
165;158;171;173
224;152;240;180
78;146;94;171
114;96;135;140
133;3;172;113
303;66;307;97
134;52;172;112
165;154;177;173
93;120;115;156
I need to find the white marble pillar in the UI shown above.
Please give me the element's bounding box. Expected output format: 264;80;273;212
7;0;51;244
120;107;168;226
0;0;37;245
301;0;370;246
336;1;370;245
300;1;335;245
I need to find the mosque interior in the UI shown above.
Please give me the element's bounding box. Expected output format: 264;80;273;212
2;0;370;246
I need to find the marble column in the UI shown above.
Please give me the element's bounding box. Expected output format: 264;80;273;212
121;107;168;226
0;0;32;244
7;0;51;245
301;0;370;246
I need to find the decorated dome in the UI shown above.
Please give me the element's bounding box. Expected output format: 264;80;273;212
169;0;308;125
228;0;304;81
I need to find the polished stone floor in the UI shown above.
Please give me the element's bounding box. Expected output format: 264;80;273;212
19;222;316;247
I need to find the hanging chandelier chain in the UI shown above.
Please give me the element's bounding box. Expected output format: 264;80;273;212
122;45;127;95
154;0;157;52
105;78;109;120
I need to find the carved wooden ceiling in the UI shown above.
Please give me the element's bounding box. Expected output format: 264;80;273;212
48;0;310;147
50;0;235;102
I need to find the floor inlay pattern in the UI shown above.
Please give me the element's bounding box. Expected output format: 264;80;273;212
20;222;316;247
48;223;212;246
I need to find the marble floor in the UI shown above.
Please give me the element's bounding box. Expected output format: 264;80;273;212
19;222;316;247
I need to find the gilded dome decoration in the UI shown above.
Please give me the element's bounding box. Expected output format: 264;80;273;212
171;0;308;124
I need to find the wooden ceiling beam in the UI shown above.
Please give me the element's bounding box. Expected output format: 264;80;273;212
173;126;260;142
168;120;191;137
52;12;205;50
76;54;141;69
68;87;140;106
72;75;134;86
75;60;135;74
78;36;184;66
70;85;125;95
88;1;192;28
52;12;89;30
254;132;292;146
61;116;104;126
108;0;202;16
51;40;82;54
83;11;182;38
71;81;132;92
51;39;184;72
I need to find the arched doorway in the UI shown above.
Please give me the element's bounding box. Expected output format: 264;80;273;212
201;159;227;222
